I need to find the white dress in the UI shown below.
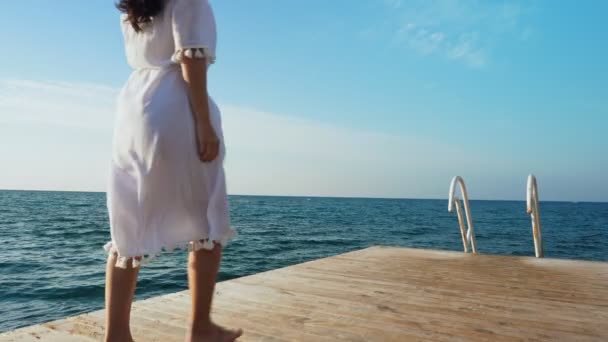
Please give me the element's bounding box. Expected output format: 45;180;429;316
103;0;235;269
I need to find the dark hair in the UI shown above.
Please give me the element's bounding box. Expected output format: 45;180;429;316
116;0;165;32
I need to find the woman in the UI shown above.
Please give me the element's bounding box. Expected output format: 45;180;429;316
103;0;242;341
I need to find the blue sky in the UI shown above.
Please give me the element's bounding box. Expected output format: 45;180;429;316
0;0;606;201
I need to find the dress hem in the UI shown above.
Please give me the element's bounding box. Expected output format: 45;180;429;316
103;227;237;269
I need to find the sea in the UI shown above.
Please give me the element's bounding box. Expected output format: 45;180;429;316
0;190;606;332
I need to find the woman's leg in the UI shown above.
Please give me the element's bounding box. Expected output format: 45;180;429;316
186;243;242;341
104;253;140;342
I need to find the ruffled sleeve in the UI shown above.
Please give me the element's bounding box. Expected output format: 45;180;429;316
171;0;217;64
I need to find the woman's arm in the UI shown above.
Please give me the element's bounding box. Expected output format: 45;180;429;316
180;57;219;162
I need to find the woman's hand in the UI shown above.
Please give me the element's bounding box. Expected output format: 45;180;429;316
196;122;220;162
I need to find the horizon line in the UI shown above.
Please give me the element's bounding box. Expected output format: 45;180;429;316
0;188;606;204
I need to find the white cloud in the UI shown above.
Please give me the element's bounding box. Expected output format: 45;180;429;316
447;32;487;68
1;78;603;201
383;0;532;68
0;78;473;198
395;24;446;55
0;79;118;129
385;0;404;9
220;104;473;198
0;79;119;192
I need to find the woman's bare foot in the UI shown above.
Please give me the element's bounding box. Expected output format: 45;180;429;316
186;322;243;342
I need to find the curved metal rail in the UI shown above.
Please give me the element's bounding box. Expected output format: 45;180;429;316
527;174;543;258
448;176;477;253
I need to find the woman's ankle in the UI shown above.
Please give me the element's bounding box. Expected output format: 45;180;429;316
188;318;214;333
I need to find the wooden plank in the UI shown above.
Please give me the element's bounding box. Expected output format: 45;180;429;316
0;325;96;342
1;246;607;341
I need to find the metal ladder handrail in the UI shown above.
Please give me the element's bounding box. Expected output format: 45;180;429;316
448;176;477;253
527;174;543;258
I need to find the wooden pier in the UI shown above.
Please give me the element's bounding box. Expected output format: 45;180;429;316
1;246;607;341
